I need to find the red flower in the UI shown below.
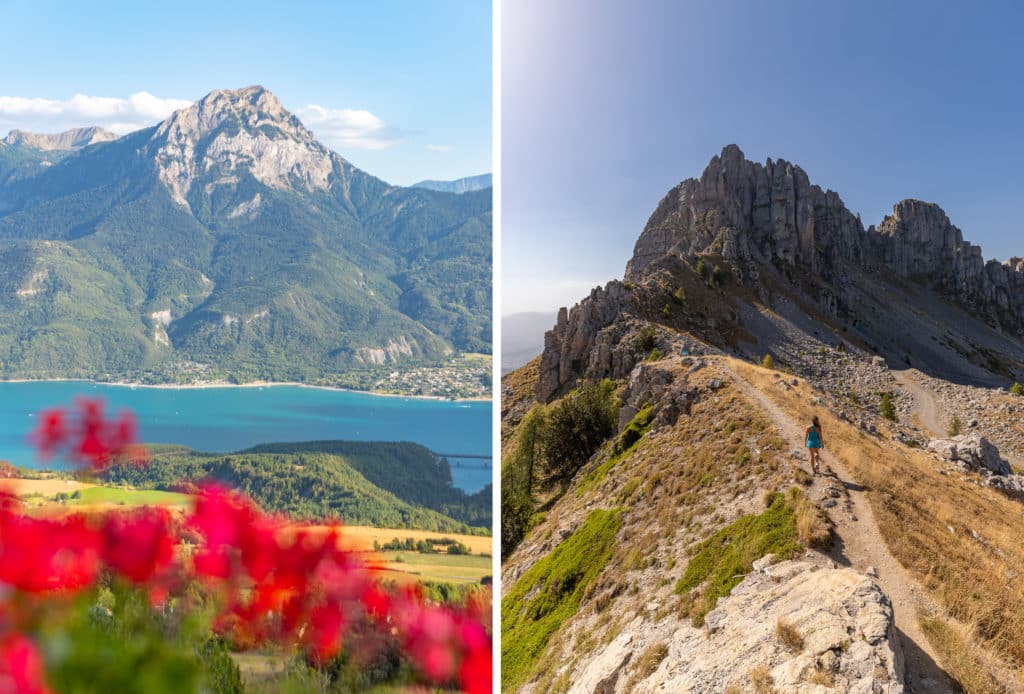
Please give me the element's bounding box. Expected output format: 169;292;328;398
13;403;496;693
307;598;347;662
30;400;147;472
0;510;100;593
29;410;67;461
0;635;50;694
100;507;175;584
458;636;492;694
361;584;391;619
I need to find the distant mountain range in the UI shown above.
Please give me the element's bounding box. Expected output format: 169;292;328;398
0;86;492;384
412;173;492;194
501;311;555;374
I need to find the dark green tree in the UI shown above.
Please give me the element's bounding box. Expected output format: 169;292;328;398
539;380;618;488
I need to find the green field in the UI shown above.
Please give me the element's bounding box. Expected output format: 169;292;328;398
61;486;191;507
379;551;492;585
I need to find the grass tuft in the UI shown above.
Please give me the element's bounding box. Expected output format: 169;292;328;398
749;666;776;693
775;618;804;652
623;642;669;690
918;610;1010;694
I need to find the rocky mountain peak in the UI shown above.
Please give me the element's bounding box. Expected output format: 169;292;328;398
623;145;1024;325
150;85;336;208
2;126;118;151
627;144;864;282
155;85;306;142
868;199;969;279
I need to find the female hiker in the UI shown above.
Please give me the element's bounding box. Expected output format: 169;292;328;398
806;415;823;474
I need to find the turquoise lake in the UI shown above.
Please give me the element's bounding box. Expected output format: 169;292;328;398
0;382;492;494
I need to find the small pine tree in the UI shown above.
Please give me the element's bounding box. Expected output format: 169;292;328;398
695;258;708;280
673;287;686;305
948;415;963;437
711;264;726;286
761;354;775;369
1012;382;1024;396
880;392;896;421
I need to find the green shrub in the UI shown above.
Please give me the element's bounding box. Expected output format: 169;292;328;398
948;415;963;437
43;584;238;694
501;407;547;558
645;348;664;362
539;381;618;488
696;258;708;280
761;354;775;370
711;264;726;286
198;640;244;694
1012;382;1024;396
446;541;472;555
618;404;654;452
880;392;896;421
673;287;686;305
633;327;657;353
577;404;655;496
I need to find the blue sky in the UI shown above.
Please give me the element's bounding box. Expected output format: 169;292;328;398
0;0;491;186
502;0;1024;314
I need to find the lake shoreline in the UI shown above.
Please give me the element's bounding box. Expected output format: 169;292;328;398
0;378;491;403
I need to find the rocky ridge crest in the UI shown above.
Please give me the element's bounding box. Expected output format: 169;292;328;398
537;145;1024;401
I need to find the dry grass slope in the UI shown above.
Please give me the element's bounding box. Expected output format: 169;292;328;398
732;358;1024;691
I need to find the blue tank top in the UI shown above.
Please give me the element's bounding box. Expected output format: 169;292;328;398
806;426;821;448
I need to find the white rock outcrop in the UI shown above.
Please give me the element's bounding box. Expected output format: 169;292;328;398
567;558;904;694
927;433;1012;475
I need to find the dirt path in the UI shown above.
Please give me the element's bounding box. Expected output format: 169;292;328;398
725;364;957;693
893;370;945;438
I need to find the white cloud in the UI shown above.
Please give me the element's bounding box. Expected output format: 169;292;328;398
0;92;412;155
297;104;404;150
0;91;192;136
426;144;452;152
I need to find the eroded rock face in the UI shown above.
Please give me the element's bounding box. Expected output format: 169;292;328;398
618;362;696;430
626;144;865;283
536;281;635;401
591;558;905;694
625;145;1024;321
149;85;342;208
870;200;1024;319
537;145;1024;400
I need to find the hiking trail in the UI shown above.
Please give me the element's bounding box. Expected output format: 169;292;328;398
724;362;957;693
893;370;945;438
